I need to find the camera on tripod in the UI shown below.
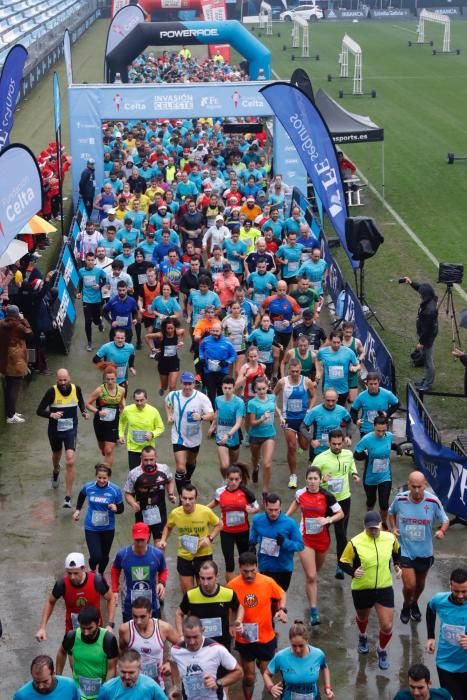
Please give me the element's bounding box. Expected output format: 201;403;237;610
438;263;464;286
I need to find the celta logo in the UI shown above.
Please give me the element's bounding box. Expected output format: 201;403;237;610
114;93;123;111
4;180;35;222
232;90;241;108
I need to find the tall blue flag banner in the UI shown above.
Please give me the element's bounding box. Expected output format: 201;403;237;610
0;44;28;151
260;82;357;269
63;29;73;86
0;144;43;257
407;390;467;521
105;4;146;63
53;71;61;133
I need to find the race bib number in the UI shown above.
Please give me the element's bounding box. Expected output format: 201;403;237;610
184;672;208;700
138;273;148;285
207;359;220;371
130;588;152;605
260;536;280;557
273;320;288;332
404;523;425;541
263;412;275;426
366;410;378;423
132;430;147;443
288;261;299;272
83;275;95;288
231;258;241;272
320;432;329;446
226;510;246;527
311;280;321;290
441;623;465;646
100;407;116;422
116;364;126;379
201;617;222;638
327;477;344;494
141;660;158;680
253;293;266;305
328;365;344;379
143;505;162;526
287;399;302;413
373;458;389;473
164;345;177;357
241;623;259;643
305;518;323;535
258;350;271;363
79;676;102;697
291;692;314;700
57;417;73;432
91;510;109;527
180;535;199;553
186;413;201;437
115;315;129;327
216;424;232;441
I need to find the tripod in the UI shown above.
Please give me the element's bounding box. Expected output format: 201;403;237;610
354;260;384;330
437;283;461;347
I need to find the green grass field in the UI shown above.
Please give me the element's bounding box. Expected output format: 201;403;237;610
11;18;467;431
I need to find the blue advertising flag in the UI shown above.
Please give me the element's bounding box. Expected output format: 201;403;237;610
0;44;28;151
63;29;73;86
53;71;61;133
407;390;467;520
0;144;43;257
260;82;357;268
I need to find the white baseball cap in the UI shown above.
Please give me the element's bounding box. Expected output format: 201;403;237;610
65;552;85;569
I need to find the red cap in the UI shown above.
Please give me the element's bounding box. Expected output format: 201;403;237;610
132;523;150;539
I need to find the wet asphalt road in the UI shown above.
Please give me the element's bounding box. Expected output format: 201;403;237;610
1;309;466;699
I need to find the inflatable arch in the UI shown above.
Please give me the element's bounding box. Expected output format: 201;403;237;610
105;20;272;82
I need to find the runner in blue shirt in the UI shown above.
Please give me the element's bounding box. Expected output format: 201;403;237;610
233;287;258;334
115;243;135;272
248;315;276;377
187;277;221;327
104;281;138;342
13;656;80;700
150;284;181;330
351;372;400;435
426;568;467;700
77;252;107;351
297;248;328;296
276;232;304;289
247;376;279;500
110;522;168;621
97;650;166;699
93;330;136;387
247;260;276;307
354;415;397;528
389;470;449;625
73;464;124;574
264;621;333;700
301;389;352;459
223;231;248;279
316;331;360;404
393;663;451;700
117;219;141;250
209;376;245;476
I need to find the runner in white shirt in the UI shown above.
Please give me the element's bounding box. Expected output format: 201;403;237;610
165;372;214;496
168;616;242;700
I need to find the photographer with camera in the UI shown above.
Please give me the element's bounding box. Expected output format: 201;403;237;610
401;277;438;391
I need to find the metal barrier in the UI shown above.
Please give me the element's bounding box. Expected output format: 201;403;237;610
407;382;441;444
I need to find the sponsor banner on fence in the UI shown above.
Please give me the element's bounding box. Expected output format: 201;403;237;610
407;390;467;520
0;45;28;151
326;8;369;20
370;8;412;19
417;6;463;16
53;243;79;353
343;283;395;391
320;233;345;308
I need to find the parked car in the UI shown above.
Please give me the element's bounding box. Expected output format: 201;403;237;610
280;2;324;21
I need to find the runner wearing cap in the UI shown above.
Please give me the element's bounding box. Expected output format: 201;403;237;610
35;552;115;643
110;522;168;622
203;216;231;256
159;483;221;592
165;372;214;494
339;511;401;670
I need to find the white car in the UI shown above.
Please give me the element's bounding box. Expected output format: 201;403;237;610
280;3;324;21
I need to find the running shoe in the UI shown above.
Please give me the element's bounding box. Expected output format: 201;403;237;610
51;470;61;489
377;648;390;670
136;342;142;350
358;634;369;654
158;388;165;397
149;350;157;359
86;343;92;352
288;474;298;489
400;605;411;624
335;566;345;580
410;603;422;622
6;414;25;423
252;464;259;483
98;319;104;332
63;496;72;509
310;609;321;626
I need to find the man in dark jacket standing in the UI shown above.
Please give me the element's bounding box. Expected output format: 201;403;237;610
0;305;33;423
79;158;96;218
403;277;438;391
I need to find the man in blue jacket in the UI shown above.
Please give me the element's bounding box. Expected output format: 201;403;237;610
103;280;138;343
199;322;236;405
250;493;304;591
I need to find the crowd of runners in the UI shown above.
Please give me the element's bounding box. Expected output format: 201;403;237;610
6;47;467;700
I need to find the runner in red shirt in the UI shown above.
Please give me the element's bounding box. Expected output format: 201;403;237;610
286;466;343;626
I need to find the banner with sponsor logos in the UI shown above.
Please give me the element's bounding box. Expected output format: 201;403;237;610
407;389;467;520
326;8;369;20
370;8;412;19
200;0;231;62
0;144;43;258
0;44;28;151
416;6;464;16
260;82;356;269
343;283;395;391
68;81;306;203
63;29;73;86
52;243;79;353
105;3;147;75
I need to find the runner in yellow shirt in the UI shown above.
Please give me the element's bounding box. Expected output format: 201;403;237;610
118;389;164;469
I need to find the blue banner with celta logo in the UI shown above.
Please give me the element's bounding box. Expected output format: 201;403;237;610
53;243;78;353
0;144;42;258
343;283;395;391
407;390;467;520
260;82;357;269
0;44;28;151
